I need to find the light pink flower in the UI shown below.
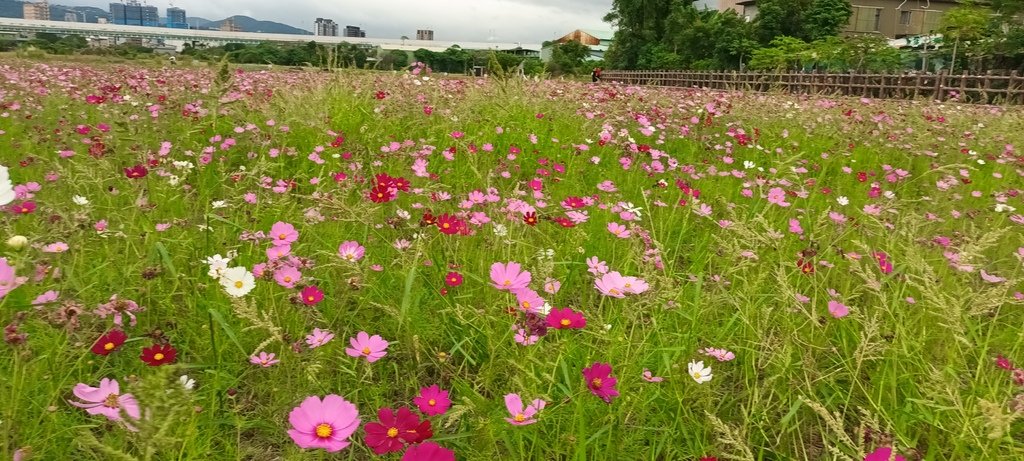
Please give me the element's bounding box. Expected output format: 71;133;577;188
766;187;790;207
607;222;631;238
42;242;69;253
595;271;627;298
702;347;736;362
345;331;389;362
95;295;144;327
503;393;545;425
828;300;850;318
305;328;334;349
490;261;531;291
514;328;538;346
68;378;140;424
338;241;365;262
512;288;545;314
642;369;664;382
621;276;649;295
0;258;27;299
250;351;279;367
270;222;298;246
542;278;561;294
586;256;608;276
274;266;302;289
980;270;1006;284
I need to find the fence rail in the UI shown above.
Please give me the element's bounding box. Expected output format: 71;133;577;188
601;70;1024;105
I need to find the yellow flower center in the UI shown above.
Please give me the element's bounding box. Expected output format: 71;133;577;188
560;318;571;326
154;353;165;361
307;296;315;301
692;371;702;380
503;280;511;286
234;281;243;289
428;399;436;406
624;283;632;288
345;254;353;260
315;423;333;438
104;342;115;350
278;233;287;240
522;301;531;309
442;223;450;229
361;347;371;355
591;378;602;388
609;288;620;295
103;393;119;408
514;413;525;422
386;427;399;438
283;276;292;282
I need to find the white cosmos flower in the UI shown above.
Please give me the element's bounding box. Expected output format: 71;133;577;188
72;195;89;206
211;200;227;209
623;202;643;217
688;360;713;384
179;375;196;390
205;254;231;279
0;165;14;206
837;196;850;206
743;160;756;169
995;204;1016;213
220;267;255;297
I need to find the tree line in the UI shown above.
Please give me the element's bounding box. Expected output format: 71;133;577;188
603;0;1024;73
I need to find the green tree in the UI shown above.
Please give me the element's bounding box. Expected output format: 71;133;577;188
940;2;993;71
603;0;679;69
755;0;812;44
804;0;853;41
548;40;591;75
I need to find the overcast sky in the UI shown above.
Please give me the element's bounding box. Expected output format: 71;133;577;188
57;0;615;43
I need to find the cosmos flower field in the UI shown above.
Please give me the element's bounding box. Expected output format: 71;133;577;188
1;60;1023;460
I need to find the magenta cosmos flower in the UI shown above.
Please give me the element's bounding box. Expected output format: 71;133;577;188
413;385;451;416
546;307;586;329
364;407;432;455
503;393;546;425
287;395;360;453
402;441;455;461
582;362;619;403
300;285;324;306
338;240;365;262
270;221;298;246
864;447;906;461
490;261;531;291
345;331;389;362
68;378;141;423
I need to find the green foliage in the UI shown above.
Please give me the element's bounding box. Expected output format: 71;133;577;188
412;46;473;73
749;35;906;73
804;0;854;42
547;40;591;76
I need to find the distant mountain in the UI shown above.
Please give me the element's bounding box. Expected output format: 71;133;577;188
0;2;312;35
191;15;311;35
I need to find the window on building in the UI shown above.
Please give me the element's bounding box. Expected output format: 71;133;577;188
850;6;883;33
899;10;911;25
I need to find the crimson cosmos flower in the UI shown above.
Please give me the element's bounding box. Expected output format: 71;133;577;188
140;343;177;366
364;407;432;455
91;329;127;356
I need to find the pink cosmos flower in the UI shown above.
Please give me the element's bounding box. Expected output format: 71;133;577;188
864;447;906;461
300;285;324;306
270;222;298;246
490;261;531;291
402;441;455;461
980;270;1006;284
287;395;360;453
95;295;144;327
546;307;586;329
702;348;736;362
621;276;649;295
68;378;141;424
32;290;59;306
514;328;538;346
306;328;334;349
788;219;804;235
0;258;27;299
250;351;279;367
503;393;545;425
828;300;850;318
338;240;365;262
582;362;619;403
512;288;545;314
345;331;389;362
595;271;627;298
766;187;790;207
42;242;69;253
542;278;561;294
607;222;631;238
586;256;608;275
267;244;291;260
274;266;301;288
413;385;452;416
642;369;664;382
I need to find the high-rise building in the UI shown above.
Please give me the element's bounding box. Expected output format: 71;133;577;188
166;7;187;29
416;29;433;41
109;1;159;27
23;1;50;21
220;17;242;32
64;11;79;22
315;17;338;36
343;25;366;38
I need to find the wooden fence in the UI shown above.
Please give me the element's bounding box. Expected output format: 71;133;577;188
600;70;1024;105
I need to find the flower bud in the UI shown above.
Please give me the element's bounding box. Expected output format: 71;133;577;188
6;235;27;250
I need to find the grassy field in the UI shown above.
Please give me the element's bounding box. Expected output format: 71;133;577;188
1;59;1023;461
